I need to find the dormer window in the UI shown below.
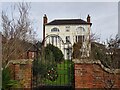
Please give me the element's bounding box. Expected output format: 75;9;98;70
51;27;59;32
66;26;70;32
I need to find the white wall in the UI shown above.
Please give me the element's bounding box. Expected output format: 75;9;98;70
45;24;91;59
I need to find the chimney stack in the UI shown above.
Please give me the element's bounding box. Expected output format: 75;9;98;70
43;14;47;43
43;14;48;25
87;14;90;23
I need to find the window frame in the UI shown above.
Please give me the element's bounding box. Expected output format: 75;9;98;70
66;36;70;43
51;27;60;32
76;27;85;34
65;26;70;32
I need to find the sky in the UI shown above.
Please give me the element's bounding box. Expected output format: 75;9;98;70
1;2;119;42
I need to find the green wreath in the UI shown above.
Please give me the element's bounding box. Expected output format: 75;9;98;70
47;67;58;81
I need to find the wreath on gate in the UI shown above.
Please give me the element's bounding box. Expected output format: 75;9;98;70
46;67;58;81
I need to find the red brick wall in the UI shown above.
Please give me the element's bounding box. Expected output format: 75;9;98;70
74;63;120;89
9;60;32;89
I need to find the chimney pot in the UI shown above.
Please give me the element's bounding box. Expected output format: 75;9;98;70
87;14;90;23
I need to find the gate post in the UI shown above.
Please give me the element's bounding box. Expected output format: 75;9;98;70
73;59;93;89
74;59;82;89
9;59;33;89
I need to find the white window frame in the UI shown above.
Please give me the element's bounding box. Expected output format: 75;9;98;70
66;26;70;32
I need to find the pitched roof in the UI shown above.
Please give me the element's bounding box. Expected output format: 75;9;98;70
46;19;92;25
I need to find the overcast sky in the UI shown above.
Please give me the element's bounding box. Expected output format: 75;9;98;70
1;2;119;42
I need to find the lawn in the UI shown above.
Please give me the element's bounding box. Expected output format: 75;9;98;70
43;60;74;86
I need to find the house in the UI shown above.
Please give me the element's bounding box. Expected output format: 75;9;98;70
20;41;37;59
43;14;92;59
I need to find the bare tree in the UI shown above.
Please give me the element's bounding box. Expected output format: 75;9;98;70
90;33;100;42
103;35;120;89
106;35;120;68
2;2;36;67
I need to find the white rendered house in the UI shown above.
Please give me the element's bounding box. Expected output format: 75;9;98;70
43;14;92;59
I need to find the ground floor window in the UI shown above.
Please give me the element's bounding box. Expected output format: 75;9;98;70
76;35;84;43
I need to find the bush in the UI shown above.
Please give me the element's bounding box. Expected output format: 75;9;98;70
45;44;64;62
33;59;47;77
2;67;19;89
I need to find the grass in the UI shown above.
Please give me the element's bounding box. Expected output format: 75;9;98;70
43;60;73;86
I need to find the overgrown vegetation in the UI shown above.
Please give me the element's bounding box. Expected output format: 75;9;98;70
2;68;19;89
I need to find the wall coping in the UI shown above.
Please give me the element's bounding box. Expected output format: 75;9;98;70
73;59;120;74
5;59;33;68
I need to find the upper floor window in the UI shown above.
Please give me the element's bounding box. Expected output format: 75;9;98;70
66;26;70;32
76;27;85;34
51;27;59;32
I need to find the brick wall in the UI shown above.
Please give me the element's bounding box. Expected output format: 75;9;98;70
74;61;120;89
9;59;33;89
